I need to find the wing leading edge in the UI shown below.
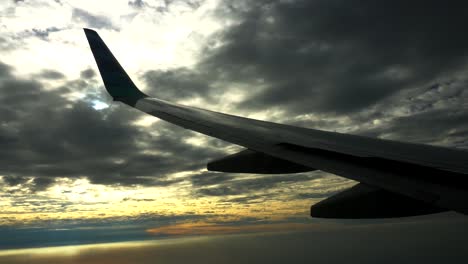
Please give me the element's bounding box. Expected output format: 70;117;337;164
84;28;468;218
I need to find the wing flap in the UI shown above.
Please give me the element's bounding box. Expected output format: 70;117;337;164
207;149;314;174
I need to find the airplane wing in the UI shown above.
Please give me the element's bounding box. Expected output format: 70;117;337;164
84;28;468;218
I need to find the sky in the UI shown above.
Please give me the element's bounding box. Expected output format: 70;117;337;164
1;0;468;263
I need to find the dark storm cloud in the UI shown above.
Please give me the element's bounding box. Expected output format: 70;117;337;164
143;68;214;101
9;101;217;186
345;79;468;147
80;68;96;79
0;61;226;191
145;0;468;116
30;177;55;192
372;109;468;146
217;0;468;114
72;8;115;30
2;175;28;186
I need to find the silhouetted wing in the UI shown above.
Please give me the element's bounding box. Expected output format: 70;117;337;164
84;28;468;218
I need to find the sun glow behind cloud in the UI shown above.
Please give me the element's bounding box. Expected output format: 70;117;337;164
1;0;223;80
92;100;109;110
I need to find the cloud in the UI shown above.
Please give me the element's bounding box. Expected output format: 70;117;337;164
208;0;468;114
2;175;28;186
371;108;468;145
143;68;215;102
32;177;56;191
0;60;226;191
190;171;233;187
80;68;96;79
36;69;65;80
0;61;12;76
30;27;61;40
141;0;468;119
72;8;115;30
128;0;145;9
0;36;14;52
194;172;321;197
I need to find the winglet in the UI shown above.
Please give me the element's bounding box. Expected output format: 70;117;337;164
83;28;147;106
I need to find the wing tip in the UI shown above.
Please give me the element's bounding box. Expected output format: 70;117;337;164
83;28;97;36
83;28;148;106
